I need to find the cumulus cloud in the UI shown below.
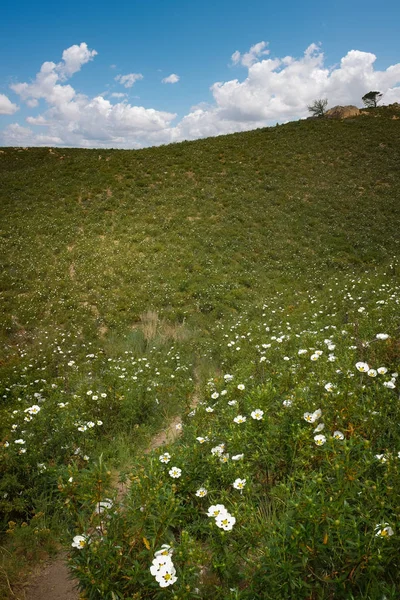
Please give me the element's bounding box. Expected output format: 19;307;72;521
58;43;97;79
115;73;143;88
231;41;270;67
162;74;180;84
0;93;19;115
2;41;400;149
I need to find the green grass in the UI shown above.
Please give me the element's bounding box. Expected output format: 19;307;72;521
0;106;400;598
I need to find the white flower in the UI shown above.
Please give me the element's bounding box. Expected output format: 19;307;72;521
377;367;388;375
205;406;214;413
215;513;236;531
96;420;103;426
228;400;237;406
237;384;245;391
367;369;377;377
86;421;95;428
375;523;394;537
232;454;244;461
375;454;389;463
298;349;307;355
196;487;208;497
168;467;182;478
333;431;344;440
383;381;396;389
376;333;389;340
314;422;325;433
3;441;10;448
232;478;246;491
155;564;177;587
196;437;207;443
159;452;171;463
251;409;264;420
95;499;113;514
224;374;233;382
154;544;173;558
150;555;172;576
175;423;182;430
310;353;320;361
314;434;326;446
211;392;219;399
283;399;292;407
14;439;25;444
211;444;225;456
72;534;88;549
24;405;41;415
77;425;87;432
324;383;335;392
233;415;246;424
356;362;369;373
207;504;228;519
220;453;229;463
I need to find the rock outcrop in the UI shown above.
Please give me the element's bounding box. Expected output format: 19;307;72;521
325;105;360;119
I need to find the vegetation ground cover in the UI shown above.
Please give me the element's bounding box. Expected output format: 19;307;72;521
1;106;400;598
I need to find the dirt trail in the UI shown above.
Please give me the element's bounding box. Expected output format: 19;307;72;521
23;376;200;600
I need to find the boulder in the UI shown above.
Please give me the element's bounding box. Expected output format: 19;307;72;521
325;105;360;119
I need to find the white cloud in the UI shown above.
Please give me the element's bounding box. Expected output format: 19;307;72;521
115;73;143;88
111;92;127;98
162;73;180;84
231;41;270;67
2;42;400;149
0;93;19;115
58;43;97;79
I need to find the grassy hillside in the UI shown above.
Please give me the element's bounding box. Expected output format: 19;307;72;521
1;108;400;598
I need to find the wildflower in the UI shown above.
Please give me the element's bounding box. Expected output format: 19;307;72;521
228;400;237;406
96;420;103;426
383;381;396;389
205;406;214;413
24;405;41;415
14;439;25;444
314;423;325;433
86;421;95;428
377;367;388;375
211;444;225;456
58;402;68;408
150;555;172;576
215;513;236;531
220;453;230;463
168;467;182;478
356;362;369;373
233;478;246;491
3;441;9;448
72;534;88;549
207;504;228;519
237;384;245;391
298;349;307;355
196;487;208;497
375;523;394;537
175;423;182;430
310;353;320;361
324;383;335;392
233;415;246;424
101;393;107;398
95;499;113;514
376;333;389;340
77;425;87;432
211;392;219;400
333;431;344;440
196;437;207;443
155;564;177;587
159;452;171;463
224;374;233;382
251;409;264;420
314;434;327;446
283;399;292;407
154;544;173;558
232;454;244;461
375;454;389;463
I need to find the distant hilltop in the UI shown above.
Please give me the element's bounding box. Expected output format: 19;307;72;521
308;103;400;120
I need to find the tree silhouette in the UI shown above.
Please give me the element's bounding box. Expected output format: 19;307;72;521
362;91;383;108
307;99;328;118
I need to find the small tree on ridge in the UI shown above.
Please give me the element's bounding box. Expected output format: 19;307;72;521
307;98;328;118
362;91;383;108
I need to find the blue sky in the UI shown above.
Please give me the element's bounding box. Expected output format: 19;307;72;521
1;0;400;147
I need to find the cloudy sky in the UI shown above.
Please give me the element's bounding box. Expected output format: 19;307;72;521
1;0;400;148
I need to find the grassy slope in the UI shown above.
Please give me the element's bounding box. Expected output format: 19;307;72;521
1;109;399;346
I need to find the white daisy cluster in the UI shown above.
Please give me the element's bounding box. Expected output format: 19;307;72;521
150;545;177;588
207;504;236;531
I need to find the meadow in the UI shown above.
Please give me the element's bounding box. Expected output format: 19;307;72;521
1;106;400;598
